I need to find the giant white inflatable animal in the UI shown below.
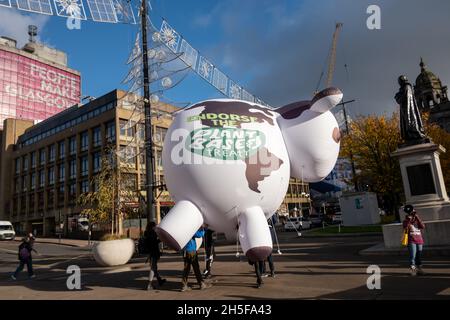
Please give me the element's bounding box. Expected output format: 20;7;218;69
155;88;343;261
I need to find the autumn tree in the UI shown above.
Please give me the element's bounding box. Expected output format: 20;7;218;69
77;149;138;236
340;113;403;218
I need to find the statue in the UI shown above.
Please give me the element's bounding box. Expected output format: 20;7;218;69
395;75;427;145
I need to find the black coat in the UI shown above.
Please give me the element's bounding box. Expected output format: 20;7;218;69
144;229;161;258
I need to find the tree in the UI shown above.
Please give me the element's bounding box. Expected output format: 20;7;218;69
340;113;403;218
77;149;137;236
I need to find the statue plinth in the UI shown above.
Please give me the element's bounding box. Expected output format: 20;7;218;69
391;142;450;221
382;142;450;249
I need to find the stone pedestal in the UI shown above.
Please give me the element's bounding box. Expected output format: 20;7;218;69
383;142;450;248
391;142;450;221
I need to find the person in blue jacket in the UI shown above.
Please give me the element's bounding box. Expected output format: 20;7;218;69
181;226;212;292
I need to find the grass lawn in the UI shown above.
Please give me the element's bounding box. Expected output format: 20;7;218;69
307;225;382;235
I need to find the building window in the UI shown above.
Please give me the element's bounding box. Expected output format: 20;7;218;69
59;164;65;182
22;176;27;192
14;177;20;193
139;148;145;168
23;156;29;172
58;185;65;205
69;136;77;155
49;145;55;162
81;156;88;177
29;194;35;213
15;158;20;174
38;192;44;210
48;167;55;185
156;150;163;168
39;149;46;165
120;146;136;167
39;170;45;188
93;152;101;173
69;159;76;179
31;173;36;190
59;141;65;159
120;119;134;138
138;123;145;140
81;131;89;151
155;126;167;144
106;121;116;142
68;182;76;200
80;179;89;194
31;152;36;168
48;189;54;208
93;126;102;147
20;195;26;215
121;173;137;191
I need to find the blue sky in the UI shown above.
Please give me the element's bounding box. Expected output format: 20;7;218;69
1;0;450;117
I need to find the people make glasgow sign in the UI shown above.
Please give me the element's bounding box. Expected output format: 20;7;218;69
0;48;81;125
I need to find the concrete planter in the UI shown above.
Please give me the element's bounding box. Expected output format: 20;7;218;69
92;238;135;267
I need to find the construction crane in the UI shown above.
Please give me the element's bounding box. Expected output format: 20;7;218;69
315;22;343;92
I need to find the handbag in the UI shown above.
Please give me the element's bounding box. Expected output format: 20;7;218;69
401;228;409;246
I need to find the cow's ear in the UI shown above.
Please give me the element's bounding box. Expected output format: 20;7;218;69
310;88;343;113
276;101;311;120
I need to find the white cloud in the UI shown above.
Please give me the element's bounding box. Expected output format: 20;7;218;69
0;7;50;47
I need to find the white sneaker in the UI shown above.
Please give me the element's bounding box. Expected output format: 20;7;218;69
410;266;417;276
11;275;16;280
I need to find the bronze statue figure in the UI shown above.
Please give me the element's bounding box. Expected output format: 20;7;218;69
395;75;427;145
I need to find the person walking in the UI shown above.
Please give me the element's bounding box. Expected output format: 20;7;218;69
248;258;264;288
144;222;166;290
11;235;37;280
203;227;215;279
181;227;212;292
402;205;425;276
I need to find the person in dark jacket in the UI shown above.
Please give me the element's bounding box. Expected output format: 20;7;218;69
203;227;215;279
248;258;264;288
402;205;425;276
144;222;166;290
181;227;212;292
11;236;37;280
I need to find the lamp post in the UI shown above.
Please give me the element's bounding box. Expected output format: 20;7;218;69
140;0;156;224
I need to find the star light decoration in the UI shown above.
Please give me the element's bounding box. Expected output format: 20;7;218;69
198;56;213;82
54;0;83;18
160;21;180;53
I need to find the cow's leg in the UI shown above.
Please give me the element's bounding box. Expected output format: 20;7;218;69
238;206;273;262
155;200;204;251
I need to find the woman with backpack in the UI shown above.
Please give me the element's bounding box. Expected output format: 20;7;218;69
11;236;37;280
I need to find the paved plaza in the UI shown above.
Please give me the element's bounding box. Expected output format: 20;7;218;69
0;233;449;300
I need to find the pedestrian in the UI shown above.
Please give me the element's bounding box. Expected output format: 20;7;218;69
181;226;212;292
261;222;276;278
11;235;37;280
144;222;166;290
260;254;275;278
402;205;425;276
203;227;215;279
249;258;264;288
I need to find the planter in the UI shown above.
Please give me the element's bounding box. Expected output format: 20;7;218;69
92;238;135;267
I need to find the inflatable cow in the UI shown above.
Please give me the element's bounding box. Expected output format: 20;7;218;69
155;87;343;261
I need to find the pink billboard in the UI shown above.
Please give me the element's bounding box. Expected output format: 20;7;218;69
0;48;81;128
